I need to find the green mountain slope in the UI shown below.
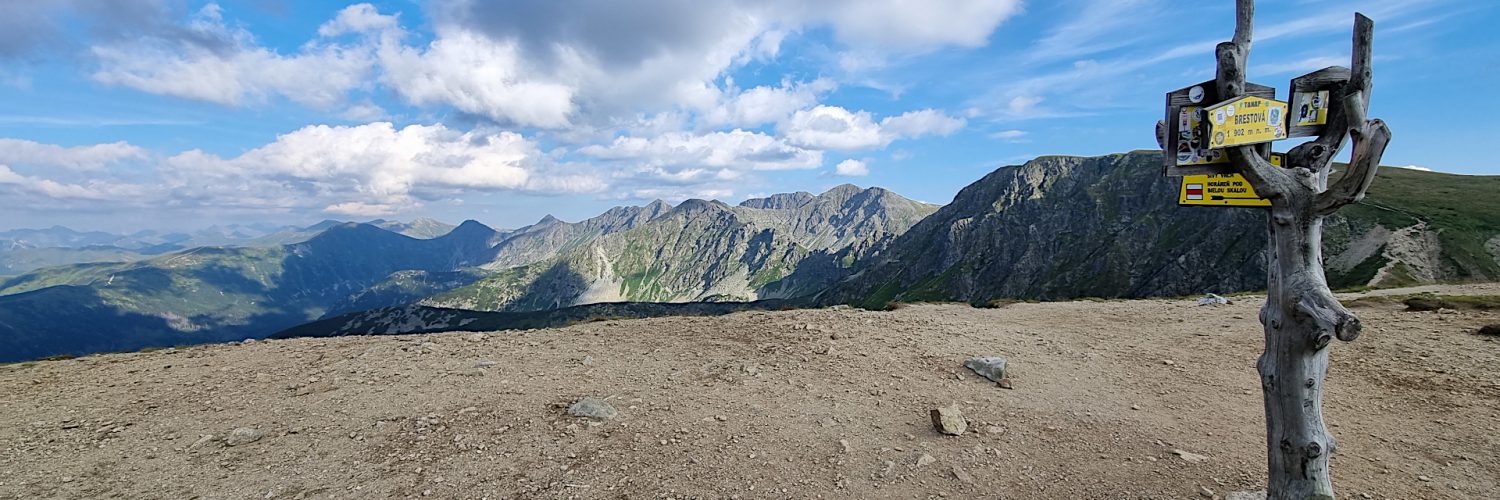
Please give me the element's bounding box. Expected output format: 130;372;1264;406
0;221;503;362
821;151;1500;308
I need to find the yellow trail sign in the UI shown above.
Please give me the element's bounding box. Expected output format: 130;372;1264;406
1204;95;1288;149
1178;153;1283;207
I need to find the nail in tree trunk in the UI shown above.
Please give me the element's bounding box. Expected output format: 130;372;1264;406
1212;1;1391;498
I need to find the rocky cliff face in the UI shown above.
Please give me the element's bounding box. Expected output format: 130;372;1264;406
823;151;1500;307
423;185;939;311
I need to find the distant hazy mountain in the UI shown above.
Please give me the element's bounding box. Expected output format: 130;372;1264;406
0;221;502;361
820;151;1500;307
0;218;461;276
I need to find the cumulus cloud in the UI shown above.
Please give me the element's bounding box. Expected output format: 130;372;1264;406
0;138;147;171
376;29;576;128
700;78;836;129
0;164;146;200
781;106;885;150
73;1;1015;130
90;4;375;108
833;159;869;177
163;122;604;214
580;129;822;172
782;106;966;151
0;123;606;216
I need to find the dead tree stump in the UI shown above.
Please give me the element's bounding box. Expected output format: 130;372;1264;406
1211;1;1391;498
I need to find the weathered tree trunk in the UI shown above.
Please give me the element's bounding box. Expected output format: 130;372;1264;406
1212;1;1391;498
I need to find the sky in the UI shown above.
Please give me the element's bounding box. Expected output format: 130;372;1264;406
0;0;1494;232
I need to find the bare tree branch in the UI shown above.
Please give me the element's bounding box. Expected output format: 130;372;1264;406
1316;92;1391;215
1233;0;1255;49
1214;4;1294;200
1315;14;1387;214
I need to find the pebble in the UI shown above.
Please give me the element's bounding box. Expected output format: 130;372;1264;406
997;378;1014;390
567;397;619;420
1172;449;1208;463
915;453;936;468
224;427;264;446
839;439;852;453
951;466;973;484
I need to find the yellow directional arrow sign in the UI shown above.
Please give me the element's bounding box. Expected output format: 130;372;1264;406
1204;95;1288;149
1179;153;1283;207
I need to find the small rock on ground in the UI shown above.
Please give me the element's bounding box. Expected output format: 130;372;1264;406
1478;324;1500;336
930;404;967;435
1225;491;1266;500
963;356;1008;382
1172;449;1208;463
567;397;619;419
224;427;263;446
915;453;936;468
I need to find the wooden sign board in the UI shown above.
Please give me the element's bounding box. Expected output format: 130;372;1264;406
1163;80;1275;176
1289;66;1350;138
1179;153;1283;207
1203;95;1288;149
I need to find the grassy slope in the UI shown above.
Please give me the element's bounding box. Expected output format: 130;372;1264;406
1339;166;1500;280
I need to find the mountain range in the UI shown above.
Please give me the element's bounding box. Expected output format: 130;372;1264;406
1;151;1495;361
0;218;457;276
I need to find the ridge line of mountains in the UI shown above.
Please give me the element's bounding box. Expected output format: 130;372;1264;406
2;151;1497;362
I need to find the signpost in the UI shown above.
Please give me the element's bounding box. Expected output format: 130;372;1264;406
1161;80;1275;176
1156;2;1392;498
1203;95;1288;149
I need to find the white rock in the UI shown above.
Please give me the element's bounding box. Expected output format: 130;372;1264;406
963;356;1008;382
567;397;619;419
224;427;264;446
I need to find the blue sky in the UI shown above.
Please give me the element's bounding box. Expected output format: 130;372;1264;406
0;0;1494;232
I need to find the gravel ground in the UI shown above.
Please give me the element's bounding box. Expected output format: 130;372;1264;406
2;284;1497;499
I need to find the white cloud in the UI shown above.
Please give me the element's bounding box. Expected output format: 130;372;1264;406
699;78;836;129
579;129;822;172
834;159;869;177
0;138;147;171
90;4;374;108
0;122;608;217
1394;165;1432;172
880;109;966;138
318;3;399;37
990;129;1028;142
78;1;1020;131
782;105;966;151
164;122;603;213
0;164;138;200
782;106;885;150
377;28;577;128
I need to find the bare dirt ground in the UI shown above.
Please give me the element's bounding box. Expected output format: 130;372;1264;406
2;284;1498;499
